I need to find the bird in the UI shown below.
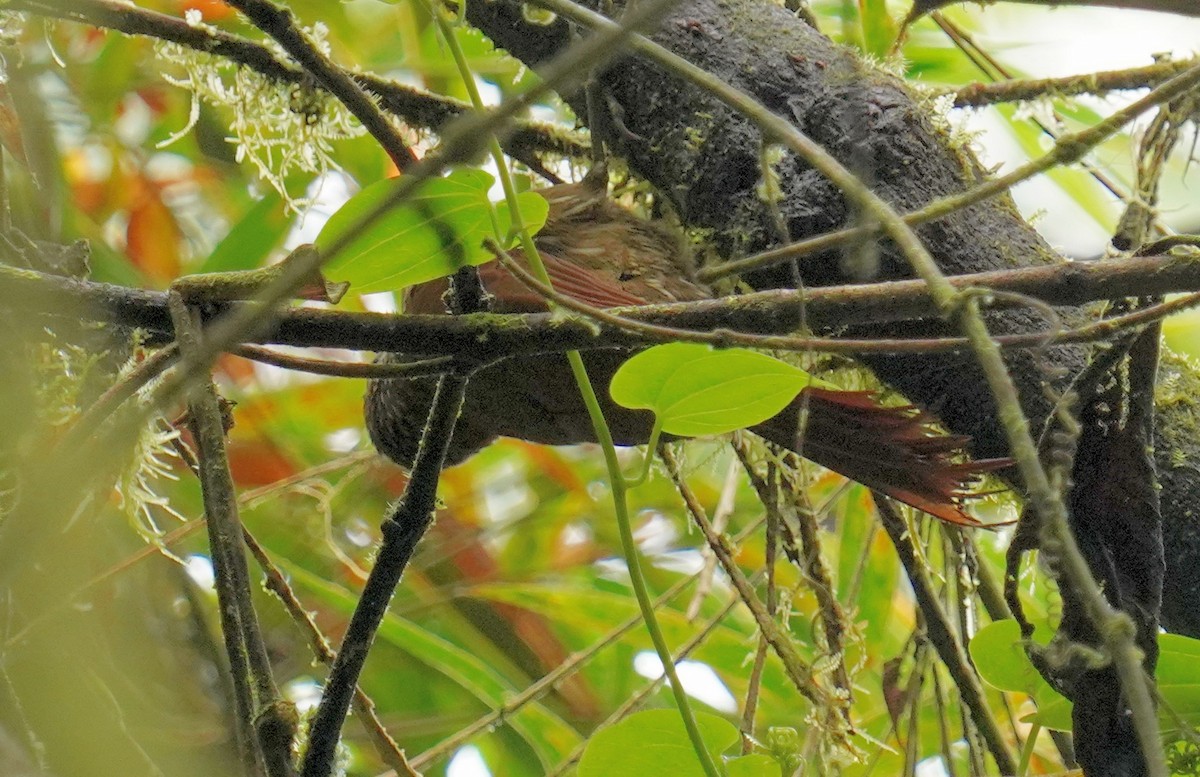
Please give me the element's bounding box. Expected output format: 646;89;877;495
364;176;1001;525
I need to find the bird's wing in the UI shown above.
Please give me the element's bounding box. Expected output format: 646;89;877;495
404;252;646;315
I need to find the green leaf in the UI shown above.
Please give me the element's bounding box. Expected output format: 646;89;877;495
577;709;739;777
609;343;815;437
858;0;897;58
727;753;784;777
496;189;550;247
197;190;288;274
316;168;547;294
283;557;582;765
970;620;1073;731
1029;687;1074;732
1158;633;1200;734
970;620;1043;694
1164;306;1200;362
972;625;1200;735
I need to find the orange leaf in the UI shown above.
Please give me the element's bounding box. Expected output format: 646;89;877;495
136;86;170;116
0;84;26;166
215;353;258;388
65;147;110;216
225;438;298;487
177;0;235;21
513;441;587;493
126;182;182;283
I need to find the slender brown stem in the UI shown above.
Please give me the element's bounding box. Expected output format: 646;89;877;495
239;527;420;777
948;56;1199;108
300;374;469;777
233;345;454;379
168;291;296;777
875;496;1018;775
659;446;828;707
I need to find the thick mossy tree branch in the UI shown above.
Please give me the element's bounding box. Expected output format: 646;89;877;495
461;0;1200;642
463;0;1083;451
463;5;1184;773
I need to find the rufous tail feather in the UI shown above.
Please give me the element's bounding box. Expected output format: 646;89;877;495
751;388;1009;526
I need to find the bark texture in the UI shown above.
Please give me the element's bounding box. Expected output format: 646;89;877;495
463;1;1193;773
471;0;1076;457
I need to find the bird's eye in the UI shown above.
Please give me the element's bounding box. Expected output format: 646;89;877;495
618;270;637;281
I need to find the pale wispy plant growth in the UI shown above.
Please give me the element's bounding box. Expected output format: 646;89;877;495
155;11;367;210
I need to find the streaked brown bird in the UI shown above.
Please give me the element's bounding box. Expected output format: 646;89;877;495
365;177;998;525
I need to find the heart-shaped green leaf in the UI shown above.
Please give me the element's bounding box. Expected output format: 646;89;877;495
1028;687;1074;732
1158;633;1200;734
496;188;549;247
727;753;784;777
972;625;1200;736
971;620;1047;695
577;709;739;777
970;620;1073;731
317;168;547;294
610;343;815;437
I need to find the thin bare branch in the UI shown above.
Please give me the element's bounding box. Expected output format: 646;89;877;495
949;56;1198;108
8;252;1200;359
